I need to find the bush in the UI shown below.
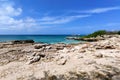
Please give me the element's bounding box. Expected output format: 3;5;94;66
118;31;120;35
83;30;107;38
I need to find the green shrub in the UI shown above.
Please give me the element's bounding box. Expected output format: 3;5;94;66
83;30;107;38
118;31;120;35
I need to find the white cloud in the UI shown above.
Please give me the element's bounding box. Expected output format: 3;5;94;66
0;1;40;32
0;2;22;16
82;6;120;13
0;1;91;33
40;16;58;21
0;1;119;34
39;15;91;24
39;6;120;24
41;6;120;25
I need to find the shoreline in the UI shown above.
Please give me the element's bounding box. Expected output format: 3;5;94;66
0;35;120;80
0;39;82;45
0;35;82;44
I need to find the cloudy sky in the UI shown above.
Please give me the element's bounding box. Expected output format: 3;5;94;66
0;0;120;34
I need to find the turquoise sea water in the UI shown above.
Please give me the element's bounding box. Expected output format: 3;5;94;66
0;35;81;44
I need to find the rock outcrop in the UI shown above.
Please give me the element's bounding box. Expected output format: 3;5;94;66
11;40;34;44
0;35;120;80
67;35;120;42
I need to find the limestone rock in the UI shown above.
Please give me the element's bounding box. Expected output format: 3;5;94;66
27;56;41;64
56;58;67;65
34;44;48;49
11;40;34;44
36;53;45;57
94;53;104;58
0;35;120;80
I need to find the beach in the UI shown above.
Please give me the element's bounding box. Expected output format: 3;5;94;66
0;35;120;80
0;0;120;79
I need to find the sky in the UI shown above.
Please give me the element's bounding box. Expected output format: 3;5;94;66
0;0;120;34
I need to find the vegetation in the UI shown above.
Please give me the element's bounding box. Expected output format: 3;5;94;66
118;31;120;35
83;30;120;38
83;30;107;38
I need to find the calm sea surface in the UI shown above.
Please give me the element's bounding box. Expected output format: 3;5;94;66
0;35;82;44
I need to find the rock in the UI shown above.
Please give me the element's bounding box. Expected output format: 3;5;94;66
27;52;46;64
56;58;67;65
67;35;120;42
93;39;118;49
84;60;96;65
31;52;36;56
81;44;89;49
74;46;81;50
59;48;69;53
53;43;66;46
79;49;86;53
11;40;34;44
87;48;96;52
70;48;76;52
56;47;64;50
34;44;48;49
27;56;34;60
27;56;41;64
77;55;84;59
1;35;120;80
36;53;45;57
67;37;104;42
45;46;52;49
112;75;120;80
94;53;104;58
54;53;69;65
48;49;57;52
104;45;115;49
53;43;66;50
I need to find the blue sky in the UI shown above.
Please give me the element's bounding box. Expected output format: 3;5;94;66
0;0;120;34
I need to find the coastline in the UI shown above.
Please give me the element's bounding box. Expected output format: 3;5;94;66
0;35;120;80
0;35;81;44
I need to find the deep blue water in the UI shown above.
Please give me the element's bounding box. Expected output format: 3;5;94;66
0;35;81;44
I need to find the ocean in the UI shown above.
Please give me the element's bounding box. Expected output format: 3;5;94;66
0;35;81;44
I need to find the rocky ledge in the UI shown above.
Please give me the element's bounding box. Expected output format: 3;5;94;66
0;35;120;80
11;40;35;44
66;35;119;42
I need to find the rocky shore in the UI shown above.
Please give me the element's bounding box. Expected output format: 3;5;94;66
66;35;119;42
0;35;120;80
